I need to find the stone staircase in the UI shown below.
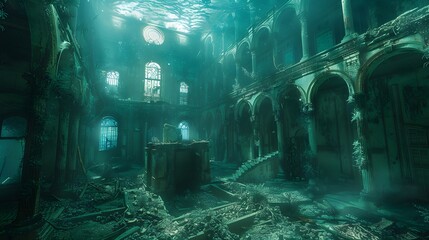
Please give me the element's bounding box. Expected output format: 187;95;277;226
229;151;280;183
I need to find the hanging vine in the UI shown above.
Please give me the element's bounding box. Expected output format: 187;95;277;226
352;140;366;170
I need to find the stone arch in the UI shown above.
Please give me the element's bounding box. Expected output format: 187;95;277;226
252;27;275;77
235;98;253;120
224;54;236;82
253;92;275;115
236;41;253;86
0;116;27;185
310;73;356;182
357;44;426;93
235;99;254;162
278;84;307;104
253;94;277;155
307;71;355;104
205;35;214;60
358;47;429;197
273;7;302;67
278;85;308;180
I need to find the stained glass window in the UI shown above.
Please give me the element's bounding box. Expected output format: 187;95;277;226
179;82;188;105
143;26;164;45
99;116;118;151
144;62;161;100
106;71;119;86
179;121;189;140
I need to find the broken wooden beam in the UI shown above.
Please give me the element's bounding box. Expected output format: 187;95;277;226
59;207;126;223
227;210;261;234
114;226;140;240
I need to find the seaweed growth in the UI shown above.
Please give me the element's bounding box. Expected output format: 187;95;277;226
352;140;366;170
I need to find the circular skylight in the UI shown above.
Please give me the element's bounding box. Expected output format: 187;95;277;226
143;26;164;45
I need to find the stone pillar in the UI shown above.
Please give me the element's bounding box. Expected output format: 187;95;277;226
233;13;240;42
303;103;317;155
251;114;261;158
298;13;310;61
52;101;70;191
251;50;257;78
221;30;226;53
341;0;356;41
235;63;241;88
273;103;285;166
302;103;318;187
66;106;80;182
352;93;375;199
15;72;52;223
272;33;279;68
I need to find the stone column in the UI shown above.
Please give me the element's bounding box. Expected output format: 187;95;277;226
298;13;310;61
66;106;80;182
251;114;261;158
233;13;240;42
341;0;356;41
15;72;52;223
251;50;257;78
235;63;241;89
352;93;375;199
273;102;285;165
303;103;317;155
52;100;70;191
302;103;318;187
272;32;280;68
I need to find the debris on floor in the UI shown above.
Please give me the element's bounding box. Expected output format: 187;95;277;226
2;167;429;240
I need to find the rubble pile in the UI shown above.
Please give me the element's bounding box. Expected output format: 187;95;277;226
34;174;429;240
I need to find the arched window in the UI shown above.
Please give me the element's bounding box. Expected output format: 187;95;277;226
144;62;161;100
1;116;27;138
143;26;164;45
179;82;188;105
178;121;189;140
99;116;118;151
0;116;27;184
106;71;119;86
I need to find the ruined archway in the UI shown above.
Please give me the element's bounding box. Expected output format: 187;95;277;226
311;75;355;182
236;41;253;86
255;96;277;156
236;100;253;162
279;86;307;180
274;7;302;67
253;27;274;77
360;50;429;197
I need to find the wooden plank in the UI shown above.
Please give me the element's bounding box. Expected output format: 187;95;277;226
114;226;140;240
227;211;261;234
60;207;126;223
208;184;237;201
173;202;236;223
